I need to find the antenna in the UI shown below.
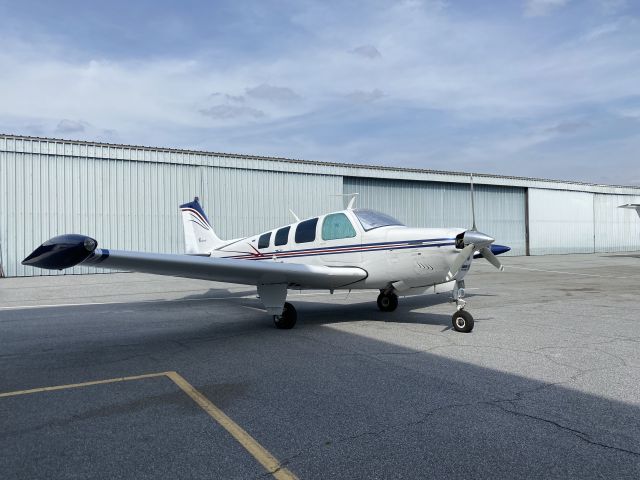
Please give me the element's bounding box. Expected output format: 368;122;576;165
470;174;477;231
288;209;300;222
347;193;359;210
329;193;359;210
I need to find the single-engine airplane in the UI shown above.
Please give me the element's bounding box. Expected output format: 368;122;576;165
22;178;510;333
619;204;640;218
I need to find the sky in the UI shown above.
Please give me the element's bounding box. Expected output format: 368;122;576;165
0;0;639;185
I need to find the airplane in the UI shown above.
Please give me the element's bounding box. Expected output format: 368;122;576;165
22;178;510;333
619;204;640;218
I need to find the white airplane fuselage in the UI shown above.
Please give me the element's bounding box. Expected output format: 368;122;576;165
209;209;468;292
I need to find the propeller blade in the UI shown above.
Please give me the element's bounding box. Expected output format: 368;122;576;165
480;247;504;271
447;244;475;280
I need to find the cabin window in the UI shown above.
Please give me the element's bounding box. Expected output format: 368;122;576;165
321;213;357;240
258;232;271;249
295;218;318;243
274;226;290;246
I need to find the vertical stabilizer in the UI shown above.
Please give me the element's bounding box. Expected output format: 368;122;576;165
179;197;223;254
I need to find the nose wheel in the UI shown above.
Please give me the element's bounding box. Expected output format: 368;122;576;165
451;310;474;333
377;291;398;312
273;302;297;329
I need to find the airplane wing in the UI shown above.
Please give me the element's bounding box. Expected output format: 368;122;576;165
22;235;367;289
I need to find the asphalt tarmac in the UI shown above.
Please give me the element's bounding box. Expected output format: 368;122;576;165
1;252;639;479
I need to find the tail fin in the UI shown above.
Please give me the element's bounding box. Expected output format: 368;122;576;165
179;197;224;254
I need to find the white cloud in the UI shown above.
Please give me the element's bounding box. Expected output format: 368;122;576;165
524;0;570;17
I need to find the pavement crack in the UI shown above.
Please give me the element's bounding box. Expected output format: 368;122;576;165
488;401;640;458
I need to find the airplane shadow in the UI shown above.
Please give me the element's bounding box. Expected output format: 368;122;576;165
175;288;492;330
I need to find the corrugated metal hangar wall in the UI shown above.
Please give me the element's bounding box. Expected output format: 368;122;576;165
1;134;640;277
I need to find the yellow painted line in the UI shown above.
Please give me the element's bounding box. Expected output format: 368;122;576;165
166;371;298;480
0;371;298;479
0;372;168;398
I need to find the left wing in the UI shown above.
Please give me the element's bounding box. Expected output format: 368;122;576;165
22;235;367;289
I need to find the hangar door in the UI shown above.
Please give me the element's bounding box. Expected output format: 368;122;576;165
593;194;640;253
528;188;594;255
343;177;527;256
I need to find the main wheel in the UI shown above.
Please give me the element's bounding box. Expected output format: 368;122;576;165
451;310;474;333
273;302;297;329
377;292;399;312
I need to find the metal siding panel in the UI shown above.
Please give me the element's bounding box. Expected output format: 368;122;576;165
202;168;342;240
528;188;595;255
594;194;640;252
0;152;7;276
343;177;526;255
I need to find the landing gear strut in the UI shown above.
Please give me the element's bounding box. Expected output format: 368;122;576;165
451;280;474;333
377;291;398;312
273;302;297;329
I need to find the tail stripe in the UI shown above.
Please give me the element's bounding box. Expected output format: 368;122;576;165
181;207;211;229
185;213;210;231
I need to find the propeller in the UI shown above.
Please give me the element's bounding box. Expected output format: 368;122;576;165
446;174;504;280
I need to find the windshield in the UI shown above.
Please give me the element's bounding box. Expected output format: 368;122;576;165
352;209;405;231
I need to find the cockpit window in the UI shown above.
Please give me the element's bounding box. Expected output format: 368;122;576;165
352;208;404;231
322;213;356;240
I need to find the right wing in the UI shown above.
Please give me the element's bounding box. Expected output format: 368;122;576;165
22;235;367;289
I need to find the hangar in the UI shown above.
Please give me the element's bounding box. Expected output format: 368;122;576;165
1;133;639;277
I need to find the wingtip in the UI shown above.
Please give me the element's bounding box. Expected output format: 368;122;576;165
22;234;97;270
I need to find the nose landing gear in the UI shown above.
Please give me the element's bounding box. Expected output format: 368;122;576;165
451;309;474;333
451;280;474;332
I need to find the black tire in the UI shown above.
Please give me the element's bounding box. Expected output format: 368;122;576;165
273;302;297;329
377;292;399;312
451;310;474;333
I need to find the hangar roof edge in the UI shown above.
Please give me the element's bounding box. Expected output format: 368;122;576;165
1;133;639;195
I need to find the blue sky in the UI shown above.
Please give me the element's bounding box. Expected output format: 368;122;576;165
1;0;639;184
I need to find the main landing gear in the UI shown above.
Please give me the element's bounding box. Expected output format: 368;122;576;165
273;302;297;329
377;291;398;312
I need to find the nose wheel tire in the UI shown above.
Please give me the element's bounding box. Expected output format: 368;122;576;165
451;310;474;333
273;302;297;329
377;292;399;312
